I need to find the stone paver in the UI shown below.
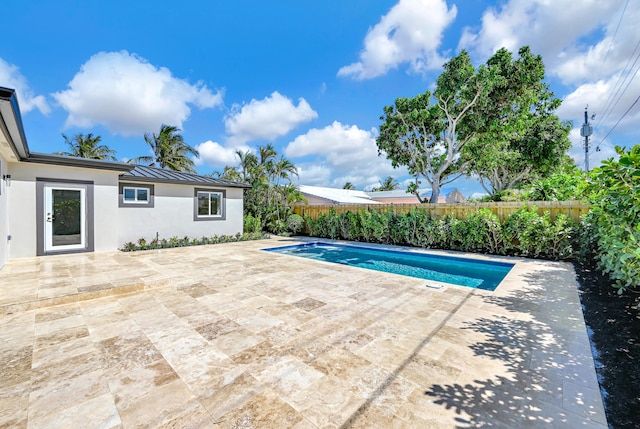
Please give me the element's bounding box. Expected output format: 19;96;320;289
0;237;607;428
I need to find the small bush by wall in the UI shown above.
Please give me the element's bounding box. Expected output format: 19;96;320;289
304;206;578;261
121;232;270;252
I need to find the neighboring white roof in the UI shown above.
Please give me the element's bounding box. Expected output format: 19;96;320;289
365;189;431;199
365;188;458;199
298;185;382;204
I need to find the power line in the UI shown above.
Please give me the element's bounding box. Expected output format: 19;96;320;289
598;0;630;81
597;94;640;148
596;38;640;127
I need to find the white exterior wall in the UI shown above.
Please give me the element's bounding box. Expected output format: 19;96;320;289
0;156;9;268
8;163;121;258
117;183;244;246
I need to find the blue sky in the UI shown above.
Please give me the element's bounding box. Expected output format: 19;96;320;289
2;0;638;196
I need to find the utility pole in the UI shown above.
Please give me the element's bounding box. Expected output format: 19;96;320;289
580;107;593;171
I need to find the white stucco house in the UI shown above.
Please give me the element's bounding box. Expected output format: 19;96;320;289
0;87;249;270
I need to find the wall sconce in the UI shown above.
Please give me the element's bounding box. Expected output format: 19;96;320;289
2;174;10;186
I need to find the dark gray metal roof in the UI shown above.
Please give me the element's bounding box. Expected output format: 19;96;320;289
121;165;251;188
25;152;135;171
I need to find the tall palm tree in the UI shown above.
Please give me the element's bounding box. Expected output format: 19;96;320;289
55;133;117;160
235;149;259;182
212;165;242;181
373;176;400;192
259;144;278;181
273;156;298;186
129;125;199;173
343;182;355;190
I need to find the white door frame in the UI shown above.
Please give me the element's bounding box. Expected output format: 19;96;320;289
44;184;87;252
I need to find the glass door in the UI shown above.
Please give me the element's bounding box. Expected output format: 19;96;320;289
44;185;86;252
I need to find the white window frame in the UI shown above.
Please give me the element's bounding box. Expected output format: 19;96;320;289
123;186;151;204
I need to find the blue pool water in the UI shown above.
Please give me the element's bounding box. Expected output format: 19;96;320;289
264;242;513;291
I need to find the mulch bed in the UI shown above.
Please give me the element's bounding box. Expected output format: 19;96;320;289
575;261;640;429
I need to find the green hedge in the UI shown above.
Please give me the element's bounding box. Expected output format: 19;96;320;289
305;206;577;261
121;232;270;252
582;145;640;293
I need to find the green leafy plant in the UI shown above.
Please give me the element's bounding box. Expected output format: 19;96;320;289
304;205;577;261
584;145;640;294
286;214;305;235
122;242;137;252
120;232;270;252
244;213;263;234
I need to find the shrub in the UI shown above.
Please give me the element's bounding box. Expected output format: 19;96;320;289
502;206;577;260
303;205;578;261
122;242;137;252
452;209;503;253
244;213;262;234
502;206;545;257
584;145;640;293
541;213;577;260
286;214;305;235
120;232;270;252
360;209;388;243
267;219;288;235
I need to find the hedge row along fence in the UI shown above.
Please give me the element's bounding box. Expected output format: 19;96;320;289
297;205;585;261
294;200;590;223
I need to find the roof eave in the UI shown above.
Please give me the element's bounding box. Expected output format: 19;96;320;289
0;87;30;160
25;152;135;172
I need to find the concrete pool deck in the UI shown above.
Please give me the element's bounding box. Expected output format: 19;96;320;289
0;237;606;428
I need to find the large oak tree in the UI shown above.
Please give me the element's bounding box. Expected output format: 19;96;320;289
377;50;486;203
376;46;570;202
463;47;571;198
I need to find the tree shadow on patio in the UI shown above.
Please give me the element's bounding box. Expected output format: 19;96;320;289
422;265;606;428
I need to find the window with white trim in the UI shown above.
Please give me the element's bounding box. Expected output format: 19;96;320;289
197;191;222;217
119;183;154;207
123;186;150;203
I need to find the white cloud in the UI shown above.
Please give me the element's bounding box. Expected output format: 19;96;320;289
460;0;639;158
458;0;631;82
52;51;223;136
338;0;457;80
0;57;50;114
224;91;318;146
194;140;247;168
553;2;640;85
285;121;406;188
558;73;640;155
295;164;332;186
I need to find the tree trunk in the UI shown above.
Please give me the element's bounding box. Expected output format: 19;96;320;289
429;179;441;203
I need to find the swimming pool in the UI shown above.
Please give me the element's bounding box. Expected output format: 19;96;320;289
264;242;513;291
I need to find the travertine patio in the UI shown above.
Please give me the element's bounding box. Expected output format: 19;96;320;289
0;237;606;428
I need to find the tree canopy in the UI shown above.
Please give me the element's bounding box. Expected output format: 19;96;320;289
216;144;303;233
377;46;570;202
55;133;116;160
129;125;199;173
377;50;485;203
463;47;571;198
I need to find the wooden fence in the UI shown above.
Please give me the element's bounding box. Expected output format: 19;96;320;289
293;201;591;223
